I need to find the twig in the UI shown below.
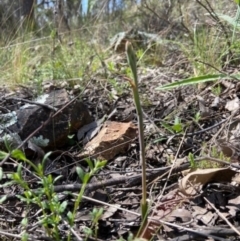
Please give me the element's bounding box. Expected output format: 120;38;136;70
204;197;240;236
0;229;53;241
0;164;182;201
63;220;83;241
2;97;58;111
152;118;228;142
150;217;228;241
3;156;240;201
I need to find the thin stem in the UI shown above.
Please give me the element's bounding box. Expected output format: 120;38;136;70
125;41;148;220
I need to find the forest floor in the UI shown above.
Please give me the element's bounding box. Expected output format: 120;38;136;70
1;3;240;240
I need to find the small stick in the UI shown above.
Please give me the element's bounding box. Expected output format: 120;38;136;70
2;97;58;111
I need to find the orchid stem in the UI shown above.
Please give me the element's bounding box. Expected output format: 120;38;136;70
125;41;148;222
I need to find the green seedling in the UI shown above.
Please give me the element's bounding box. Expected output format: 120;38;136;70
107;61;116;72
125;41;148;225
194;112;201;123
188;152;197;168
136;48;144;61
73;159;106;211
83;207;104;239
108;78;128;95
160;121;175;134
160;117;183;134
172;117;183;133
211;84;222;96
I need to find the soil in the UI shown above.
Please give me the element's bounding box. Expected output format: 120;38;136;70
1;23;240;241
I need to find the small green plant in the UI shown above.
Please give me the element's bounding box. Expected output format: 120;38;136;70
20;217;29;241
0;148;106;241
188;152;197;168
198;145;231;169
191;111;201;124
211;84;222;96
108;78;128;95
210;146;228;161
172;117;183;133
107;61;117;72
83;207;104;239
1;150;66;240
136;48;144;61
160;117;184;134
73;159;106;216
198;159;220;169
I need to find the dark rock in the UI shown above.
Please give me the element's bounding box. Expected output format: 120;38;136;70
0;89;92;150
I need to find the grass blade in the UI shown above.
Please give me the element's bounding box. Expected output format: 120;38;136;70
156;74;226;91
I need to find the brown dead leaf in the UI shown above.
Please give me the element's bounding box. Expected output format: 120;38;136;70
101;204;120;220
179;168;236;196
